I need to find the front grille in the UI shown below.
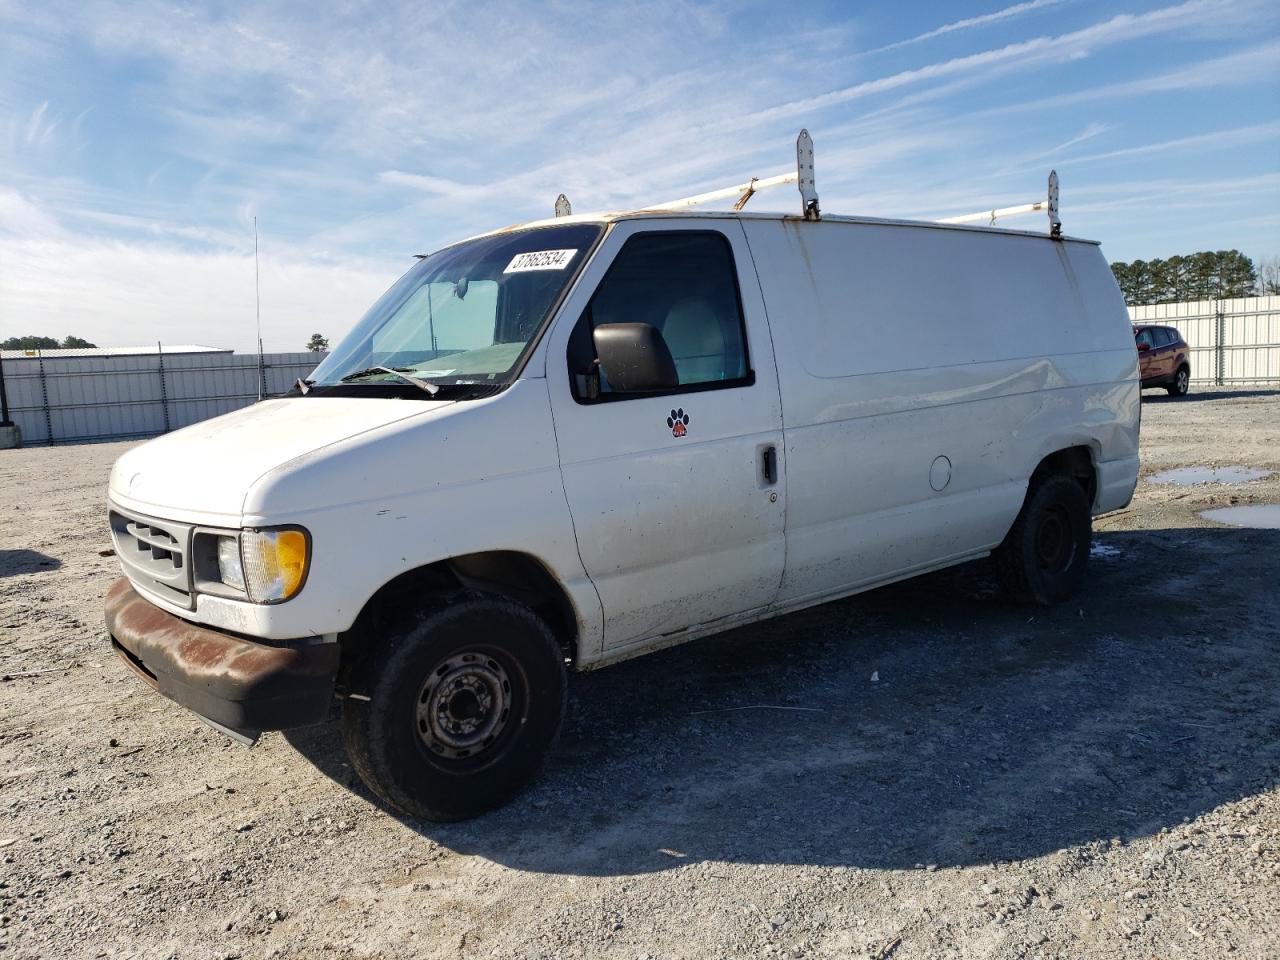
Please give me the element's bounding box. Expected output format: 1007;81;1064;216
109;507;194;608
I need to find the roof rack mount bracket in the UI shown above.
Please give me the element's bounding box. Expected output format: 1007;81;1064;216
796;129;819;221
1047;170;1061;239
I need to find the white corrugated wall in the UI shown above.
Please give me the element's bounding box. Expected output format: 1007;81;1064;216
4;296;1279;446
1;352;324;446
1129;295;1280;384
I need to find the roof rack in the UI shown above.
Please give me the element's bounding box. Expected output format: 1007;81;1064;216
556;129;822;221
553;133;1062;238
936;170;1062;238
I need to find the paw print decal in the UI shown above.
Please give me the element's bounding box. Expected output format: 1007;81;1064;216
667;408;689;438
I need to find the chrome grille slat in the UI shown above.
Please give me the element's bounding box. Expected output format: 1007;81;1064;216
109;507;195;609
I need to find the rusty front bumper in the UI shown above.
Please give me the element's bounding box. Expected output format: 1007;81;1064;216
105;577;338;735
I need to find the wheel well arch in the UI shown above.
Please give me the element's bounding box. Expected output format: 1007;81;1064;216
338;551;580;672
1031;444;1097;506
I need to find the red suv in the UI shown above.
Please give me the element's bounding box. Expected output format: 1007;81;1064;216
1134;325;1190;396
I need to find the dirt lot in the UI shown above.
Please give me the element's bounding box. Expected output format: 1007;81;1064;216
2;387;1279;960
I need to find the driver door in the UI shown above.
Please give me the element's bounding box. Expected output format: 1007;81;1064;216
544;220;786;651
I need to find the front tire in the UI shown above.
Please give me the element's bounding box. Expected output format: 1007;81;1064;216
1167;366;1190;396
995;474;1091;606
340;591;567;821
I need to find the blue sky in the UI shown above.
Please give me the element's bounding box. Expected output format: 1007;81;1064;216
1;0;1277;353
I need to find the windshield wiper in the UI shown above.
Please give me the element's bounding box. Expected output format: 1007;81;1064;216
338;366;440;396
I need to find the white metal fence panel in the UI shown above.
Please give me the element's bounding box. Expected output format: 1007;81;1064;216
2;351;324;445
5;297;1279;447
1129;295;1280;385
1219;297;1280;384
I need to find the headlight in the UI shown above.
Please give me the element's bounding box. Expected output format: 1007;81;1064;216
216;536;246;591
241;528;310;603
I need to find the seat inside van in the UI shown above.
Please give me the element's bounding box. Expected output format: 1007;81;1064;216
570;231;749;392
662;299;726;383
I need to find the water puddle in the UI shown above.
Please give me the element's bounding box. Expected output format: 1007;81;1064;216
1089;542;1122;558
1150;466;1273;486
1199;505;1280;529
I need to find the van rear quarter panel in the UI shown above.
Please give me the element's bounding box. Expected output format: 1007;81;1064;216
741;219;1138;605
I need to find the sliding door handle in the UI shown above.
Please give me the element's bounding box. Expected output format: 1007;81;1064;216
762;445;778;485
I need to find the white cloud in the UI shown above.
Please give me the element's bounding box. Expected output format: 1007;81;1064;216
1021;121;1280;172
0;192;398;352
1043;122;1113;156
0;187;68;238
744;0;1256;129
375;171;491;202
866;0;1066;55
23;100;57;146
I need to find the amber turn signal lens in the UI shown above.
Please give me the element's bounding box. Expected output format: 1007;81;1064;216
241;528;309;603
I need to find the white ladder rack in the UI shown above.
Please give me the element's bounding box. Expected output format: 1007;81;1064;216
553;130;1062;238
936;170;1061;237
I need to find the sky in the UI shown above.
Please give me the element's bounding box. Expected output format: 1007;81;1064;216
1;0;1277;354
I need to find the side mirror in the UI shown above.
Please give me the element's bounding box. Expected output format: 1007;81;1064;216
592;323;678;393
1136;342;1150;352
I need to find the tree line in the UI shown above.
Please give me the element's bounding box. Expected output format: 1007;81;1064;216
2;334;332;352
1109;250;1279;306
2;335;97;350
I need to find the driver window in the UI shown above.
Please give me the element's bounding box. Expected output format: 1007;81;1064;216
568;231;751;400
1135;329;1154;350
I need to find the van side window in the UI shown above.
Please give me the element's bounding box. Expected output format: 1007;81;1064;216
568;231;752;401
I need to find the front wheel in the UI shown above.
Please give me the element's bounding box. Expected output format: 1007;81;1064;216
1167;366;1190;396
994;474;1091;606
340;591;567;821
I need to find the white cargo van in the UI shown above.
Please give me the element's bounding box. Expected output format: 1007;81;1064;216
105;134;1139;820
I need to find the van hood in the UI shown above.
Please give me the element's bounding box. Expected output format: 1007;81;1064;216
109;397;450;523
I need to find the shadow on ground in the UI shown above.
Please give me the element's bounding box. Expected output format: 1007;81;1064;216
1142;388;1280;403
0;549;62;577
286;525;1280;876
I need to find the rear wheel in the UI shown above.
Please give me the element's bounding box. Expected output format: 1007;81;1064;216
1167;366;1190;396
340;591;567;821
995;474;1091;606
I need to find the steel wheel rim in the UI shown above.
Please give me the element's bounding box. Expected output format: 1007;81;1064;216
415;652;512;759
1034;505;1073;574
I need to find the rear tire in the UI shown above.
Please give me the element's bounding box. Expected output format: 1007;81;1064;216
1167;366;1190;396
340;591;567;821
995;474;1091;606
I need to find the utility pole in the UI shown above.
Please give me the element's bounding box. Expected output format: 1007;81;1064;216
0;352;10;427
254;216;264;401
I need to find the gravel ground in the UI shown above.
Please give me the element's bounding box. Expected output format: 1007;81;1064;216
2;385;1279;960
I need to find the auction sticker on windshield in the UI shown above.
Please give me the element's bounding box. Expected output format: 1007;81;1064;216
504;249;578;273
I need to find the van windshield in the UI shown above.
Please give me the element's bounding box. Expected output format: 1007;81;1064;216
309;223;602;395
